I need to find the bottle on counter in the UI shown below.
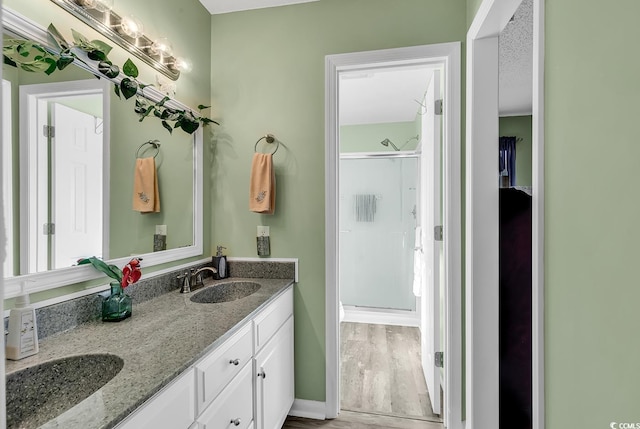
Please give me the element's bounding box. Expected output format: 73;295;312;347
6;282;39;360
212;245;229;280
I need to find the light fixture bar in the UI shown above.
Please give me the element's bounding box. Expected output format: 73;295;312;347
50;0;181;80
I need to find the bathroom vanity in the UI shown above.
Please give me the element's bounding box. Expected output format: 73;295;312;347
5;276;294;429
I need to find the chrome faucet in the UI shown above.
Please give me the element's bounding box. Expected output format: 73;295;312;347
191;266;218;289
177;270;193;294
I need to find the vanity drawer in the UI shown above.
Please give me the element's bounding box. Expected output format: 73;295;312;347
196;361;254;429
195;323;253;414
253;286;293;352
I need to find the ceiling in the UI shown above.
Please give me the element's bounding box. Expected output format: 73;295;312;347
198;0;319;14
339;67;434;126
499;0;533;116
199;0;533;119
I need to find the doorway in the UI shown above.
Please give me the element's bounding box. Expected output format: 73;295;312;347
20;79;108;274
325;42;461;428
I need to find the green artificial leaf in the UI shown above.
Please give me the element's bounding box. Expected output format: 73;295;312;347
56;55;75;70
161;120;173;134
178;115;200;134
71;29;90;46
98;61;119;78
3;56;18;68
156;96;171;107
43;57;57;75
123;58;139;78
120;78;138;99
47;24;69;51
200;117;220;126
91;40;113;57
138;83;153;90
113;84;121;98
78;256;122;281
138;105;155;122
87;50;107;62
197;104;211;110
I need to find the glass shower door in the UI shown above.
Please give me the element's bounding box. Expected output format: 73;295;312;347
339;157;417;311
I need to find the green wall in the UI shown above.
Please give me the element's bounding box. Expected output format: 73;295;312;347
545;0;640;426
3;0;213;303
499;115;532;186
209;0;466;402
340;121;419;153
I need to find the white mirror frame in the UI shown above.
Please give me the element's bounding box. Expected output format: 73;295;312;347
3;7;203;298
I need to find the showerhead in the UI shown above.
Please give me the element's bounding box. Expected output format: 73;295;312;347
380;138;400;151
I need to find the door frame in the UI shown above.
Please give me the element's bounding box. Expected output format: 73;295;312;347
465;0;544;427
325;42;462;427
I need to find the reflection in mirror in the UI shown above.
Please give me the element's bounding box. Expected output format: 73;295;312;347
2;7;202;296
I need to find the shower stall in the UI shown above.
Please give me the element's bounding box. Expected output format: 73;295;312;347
339;154;418;313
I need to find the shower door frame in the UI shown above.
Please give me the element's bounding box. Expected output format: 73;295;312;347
324;42;462;428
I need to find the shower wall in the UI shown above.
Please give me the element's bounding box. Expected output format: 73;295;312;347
339;157;417;311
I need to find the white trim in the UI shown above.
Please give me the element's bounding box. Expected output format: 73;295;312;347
227;257;299;282
1;6;7;425
341;306;420;327
532;0;545;427
466;1;544;428
3;257;210;317
325;42;462;428
2;6;204;299
288;399;327;420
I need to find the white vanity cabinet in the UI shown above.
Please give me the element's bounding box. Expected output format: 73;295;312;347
115;369;196;429
116;285;293;429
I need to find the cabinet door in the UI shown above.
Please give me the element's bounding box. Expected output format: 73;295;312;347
116;369;196;429
255;316;294;429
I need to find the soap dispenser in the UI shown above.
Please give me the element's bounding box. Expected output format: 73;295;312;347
6;282;39;360
212;246;228;280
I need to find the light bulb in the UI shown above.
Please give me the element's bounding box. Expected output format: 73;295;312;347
76;0;97;8
172;57;192;73
119;15;144;39
151;38;173;57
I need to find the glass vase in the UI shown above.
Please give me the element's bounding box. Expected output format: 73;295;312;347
102;281;132;322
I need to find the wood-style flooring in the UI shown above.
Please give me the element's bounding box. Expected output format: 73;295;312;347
282;322;443;429
339;322;441;422
283;410;443;429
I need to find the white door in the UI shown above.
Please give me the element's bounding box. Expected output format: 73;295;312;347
419;69;442;414
51;102;103;269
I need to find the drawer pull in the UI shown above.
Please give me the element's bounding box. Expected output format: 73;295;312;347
257;371;266;379
229;358;240;366
231;418;241;426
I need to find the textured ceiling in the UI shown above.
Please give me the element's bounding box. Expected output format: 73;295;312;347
339;66;435;126
499;0;533;116
198;0;319;14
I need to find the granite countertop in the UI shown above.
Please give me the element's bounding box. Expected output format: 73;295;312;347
5;277;294;429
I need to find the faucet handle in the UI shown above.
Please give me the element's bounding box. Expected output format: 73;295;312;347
178;271;191;293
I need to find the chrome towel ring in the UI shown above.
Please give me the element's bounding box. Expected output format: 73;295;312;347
254;134;279;155
136;140;161;159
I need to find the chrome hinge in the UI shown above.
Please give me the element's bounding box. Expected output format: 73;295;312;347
43;223;55;235
435;99;443;115
43;125;55;138
434;225;443;241
435;351;444;368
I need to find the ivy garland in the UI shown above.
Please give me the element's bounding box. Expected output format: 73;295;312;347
2;24;218;135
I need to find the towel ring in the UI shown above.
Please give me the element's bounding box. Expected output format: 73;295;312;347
254;134;279;155
136;140;161;159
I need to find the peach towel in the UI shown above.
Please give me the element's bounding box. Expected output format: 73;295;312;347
249;153;275;214
132;157;160;213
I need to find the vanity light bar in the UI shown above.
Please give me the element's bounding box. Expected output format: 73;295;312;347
50;0;183;81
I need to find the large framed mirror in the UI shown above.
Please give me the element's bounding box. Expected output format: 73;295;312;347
3;7;203;298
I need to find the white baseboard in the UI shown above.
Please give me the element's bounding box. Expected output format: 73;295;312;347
342;306;420;327
288;399;326;420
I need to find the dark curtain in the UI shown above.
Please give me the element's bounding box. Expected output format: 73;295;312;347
499;136;517;186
